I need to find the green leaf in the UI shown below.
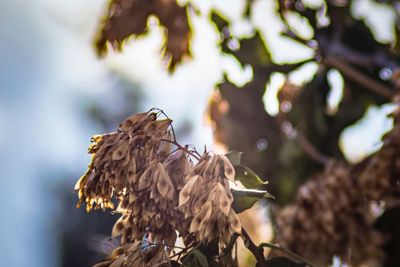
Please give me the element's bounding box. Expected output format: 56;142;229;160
234;165;268;189
231;188;274;213
182;249;209;267
225;150;243;166
265;257;306;267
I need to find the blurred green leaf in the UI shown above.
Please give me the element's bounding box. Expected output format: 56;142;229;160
225;151;243;166
234;165;268;189
182;249;209;267
231;188;273;213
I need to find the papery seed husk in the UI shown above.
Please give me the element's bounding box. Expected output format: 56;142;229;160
156;163;174;199
109;255;125;267
103;133;121;147
189;215;202;233
228;209;242;234
216;183;231;216
190;201;212;233
118;112;149;132
193;157;209;175
204;156;218;179
222;179;233;202
158;132;173;159
179;175;200;206
152;119;173;139
220;155;235;181
201;203;213;223
111;140;130;161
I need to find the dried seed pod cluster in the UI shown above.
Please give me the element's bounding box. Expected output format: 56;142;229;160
75;110;251;266
276;162;382;266
179;154;242;248
75;111;190;245
75;112;172;210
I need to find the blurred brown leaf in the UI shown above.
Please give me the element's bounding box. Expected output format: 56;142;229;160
95;0;192;72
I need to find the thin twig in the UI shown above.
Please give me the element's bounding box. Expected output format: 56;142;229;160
161;139;201;161
152;108;178;143
279;119;330;166
259;242;317;267
170;124;177;143
164;147;180;159
297;132;330;166
241;229;267;267
169;243;196;261
282;31;311;47
324;56;394;99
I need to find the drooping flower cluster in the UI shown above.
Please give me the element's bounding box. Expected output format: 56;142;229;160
75;110;244;266
179;154;242;248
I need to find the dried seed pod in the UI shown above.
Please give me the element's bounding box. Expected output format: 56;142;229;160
220;155;235;181
217;183;231;216
228;209;242;234
155;163;174;199
179;175;200;206
179;153;242;248
118;112;148;132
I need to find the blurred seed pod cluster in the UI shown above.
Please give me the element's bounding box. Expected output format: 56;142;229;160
276;162;382;266
75;110;247;266
355;100;400;203
276;101;400;266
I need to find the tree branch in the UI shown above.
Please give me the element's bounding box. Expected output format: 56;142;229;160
324;56;394;99
259;242;317;267
297;132;331;166
242;228;267;267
